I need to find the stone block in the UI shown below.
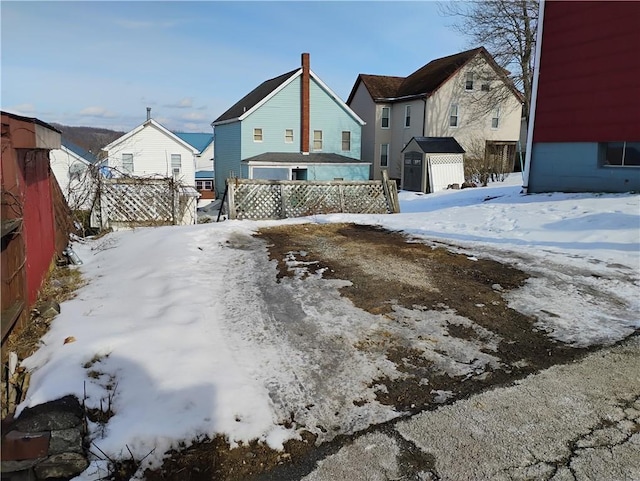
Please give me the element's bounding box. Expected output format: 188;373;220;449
49;428;83;455
33;452;89;480
13;396;83;432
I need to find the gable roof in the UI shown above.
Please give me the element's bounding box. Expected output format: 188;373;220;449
347;47;522;104
213;67;365;126
214;69;299;124
103;118;199;154
61;138;98;164
174;132;213;153
402;137;465;154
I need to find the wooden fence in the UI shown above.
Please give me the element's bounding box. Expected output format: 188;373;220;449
225;173;400;220
92;178;198;229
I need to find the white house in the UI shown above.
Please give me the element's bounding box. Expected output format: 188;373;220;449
49;139;97;210
100;110;203;225
347;47;523;186
102;110;199;186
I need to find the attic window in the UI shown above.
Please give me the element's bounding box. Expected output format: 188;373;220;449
342;131;351;151
465;72;474;90
253;128;263;142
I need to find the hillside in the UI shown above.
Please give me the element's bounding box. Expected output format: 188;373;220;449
51;123;125;157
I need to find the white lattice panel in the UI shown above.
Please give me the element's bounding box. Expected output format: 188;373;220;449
227;180;395;220
429;155;465;192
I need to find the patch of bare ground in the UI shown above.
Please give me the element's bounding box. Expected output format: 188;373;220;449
148;222;609;480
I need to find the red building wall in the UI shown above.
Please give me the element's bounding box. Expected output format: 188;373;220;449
533;1;640;143
19;149;56;304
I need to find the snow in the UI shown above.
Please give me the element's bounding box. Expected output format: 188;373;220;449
16;174;640;479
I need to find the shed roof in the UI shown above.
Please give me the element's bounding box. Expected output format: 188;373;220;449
195;170;215;179
174;133;213;153
243;152;369;164
402;137;465;154
62;138;98;164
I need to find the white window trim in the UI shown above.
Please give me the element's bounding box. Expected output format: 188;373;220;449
122;153;134;172
465;72;474;90
404;105;411;128
285;129;294;143
313;130;323;151
253;128;263;142
381;107;390;129
491;107;500;129
380;143;389;167
449;104;459;128
342;131;351;151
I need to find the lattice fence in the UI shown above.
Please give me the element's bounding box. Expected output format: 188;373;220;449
92;178;196;229
225;176;400;220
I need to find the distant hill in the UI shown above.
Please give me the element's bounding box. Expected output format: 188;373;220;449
51;123;125;158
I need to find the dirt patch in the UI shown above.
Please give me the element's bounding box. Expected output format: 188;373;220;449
146;222;610;480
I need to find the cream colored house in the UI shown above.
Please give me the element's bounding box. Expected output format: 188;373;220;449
347;47;523;186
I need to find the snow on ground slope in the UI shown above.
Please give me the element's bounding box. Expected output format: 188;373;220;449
17;175;640;478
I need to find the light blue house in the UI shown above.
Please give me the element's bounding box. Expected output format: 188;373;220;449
212;53;368;197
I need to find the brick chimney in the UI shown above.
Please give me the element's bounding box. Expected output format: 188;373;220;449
301;53;310;154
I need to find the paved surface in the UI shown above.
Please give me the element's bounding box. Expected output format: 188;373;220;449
302;335;640;481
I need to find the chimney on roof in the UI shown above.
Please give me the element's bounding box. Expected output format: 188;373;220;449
301;53;310;154
146;107;151;121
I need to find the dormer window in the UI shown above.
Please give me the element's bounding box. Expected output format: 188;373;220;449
465;72;474;90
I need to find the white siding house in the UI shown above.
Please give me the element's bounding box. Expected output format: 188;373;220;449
347;47;523;186
102;117;199;186
49;140;97;210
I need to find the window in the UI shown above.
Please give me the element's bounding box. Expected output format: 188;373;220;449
381;107;390;129
491;107;500;129
171;154;181;171
404;105;411;128
253;128;263;142
380;144;389;167
342;131;351;151
313;130;323;150
196;180;213;191
465;72;474;90
122;153;133;172
285;129;294;143
481;83;490;92
449;104;459;127
603;142;640;167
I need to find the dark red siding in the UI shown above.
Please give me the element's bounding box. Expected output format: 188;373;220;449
19;149;56;304
533;1;640;142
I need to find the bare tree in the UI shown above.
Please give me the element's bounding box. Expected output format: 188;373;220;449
439;0;539;122
464;135;512;186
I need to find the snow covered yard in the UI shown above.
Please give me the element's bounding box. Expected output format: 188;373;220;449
16;175;640;480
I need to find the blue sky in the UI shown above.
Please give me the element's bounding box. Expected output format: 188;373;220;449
1;1;468;133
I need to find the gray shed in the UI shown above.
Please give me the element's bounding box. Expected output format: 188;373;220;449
401;137;465;193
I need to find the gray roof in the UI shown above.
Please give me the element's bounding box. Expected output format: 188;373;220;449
243;152;369;164
214;69;299;123
403;137;465;154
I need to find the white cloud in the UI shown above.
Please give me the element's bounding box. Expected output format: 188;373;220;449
5;103;37;115
164;97;193;109
79;107;117;118
180;111;208;121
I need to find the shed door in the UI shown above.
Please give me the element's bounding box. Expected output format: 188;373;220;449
403;152;423;192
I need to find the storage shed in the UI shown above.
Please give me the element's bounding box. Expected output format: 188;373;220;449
401;137;465;193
